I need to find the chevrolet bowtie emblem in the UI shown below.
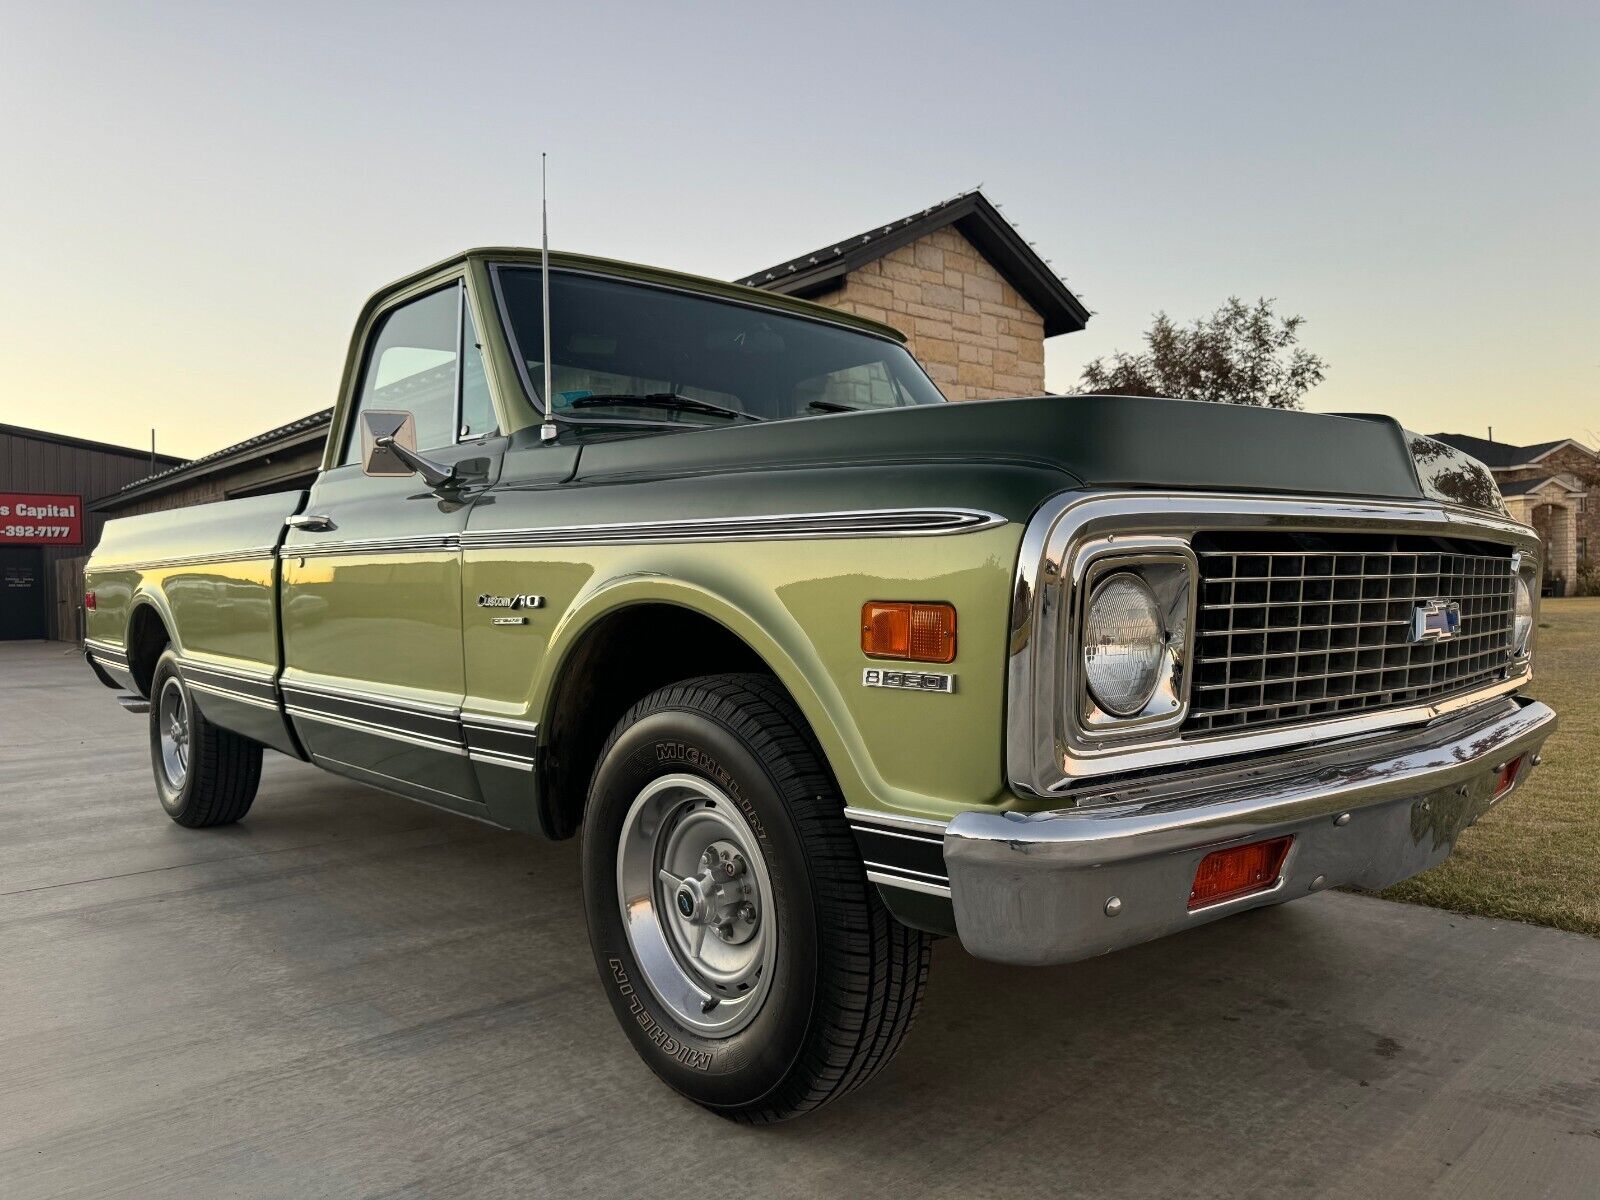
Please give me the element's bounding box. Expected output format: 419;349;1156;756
1410;599;1461;642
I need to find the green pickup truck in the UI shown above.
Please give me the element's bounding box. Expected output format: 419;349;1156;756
84;249;1556;1121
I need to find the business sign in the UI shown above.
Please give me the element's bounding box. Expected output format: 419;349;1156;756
0;493;84;546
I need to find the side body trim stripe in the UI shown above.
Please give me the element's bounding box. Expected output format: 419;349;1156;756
845;807;950;897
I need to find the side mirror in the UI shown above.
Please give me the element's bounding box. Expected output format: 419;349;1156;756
360;408;489;493
360;410;420;477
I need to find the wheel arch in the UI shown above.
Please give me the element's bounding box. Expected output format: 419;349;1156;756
126;591;180;697
532;577;861;841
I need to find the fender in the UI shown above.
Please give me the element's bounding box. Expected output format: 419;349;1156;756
534;570;875;807
505;518;1021;825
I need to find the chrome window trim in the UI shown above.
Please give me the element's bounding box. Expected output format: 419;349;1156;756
1007;490;1541;797
335;277;467;466
488;262;919;427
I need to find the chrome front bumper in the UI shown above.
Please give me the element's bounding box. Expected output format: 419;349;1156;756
944;696;1557;966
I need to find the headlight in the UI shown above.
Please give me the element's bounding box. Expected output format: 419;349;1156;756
1513;575;1533;656
1082;573;1165;717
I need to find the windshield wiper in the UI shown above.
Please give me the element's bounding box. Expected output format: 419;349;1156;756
567;393;765;422
806;399;861;413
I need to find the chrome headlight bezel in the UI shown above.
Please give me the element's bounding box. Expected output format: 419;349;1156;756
1069;538;1196;742
1511;550;1537;664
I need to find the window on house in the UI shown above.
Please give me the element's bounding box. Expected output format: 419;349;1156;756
1580;537;1589;563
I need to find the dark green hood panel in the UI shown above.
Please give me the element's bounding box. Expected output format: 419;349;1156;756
571;394;1427;514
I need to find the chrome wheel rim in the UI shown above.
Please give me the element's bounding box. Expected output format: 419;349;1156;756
616;774;776;1038
157;677;190;789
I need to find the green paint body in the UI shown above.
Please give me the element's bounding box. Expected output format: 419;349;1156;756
84;249;1494;837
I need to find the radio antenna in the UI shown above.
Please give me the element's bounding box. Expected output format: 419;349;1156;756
539;152;558;444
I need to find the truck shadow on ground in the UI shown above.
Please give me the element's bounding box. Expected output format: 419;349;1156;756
243;768;1472;1181
15;646;1593;1200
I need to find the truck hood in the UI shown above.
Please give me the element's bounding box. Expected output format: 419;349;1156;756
572;393;1506;516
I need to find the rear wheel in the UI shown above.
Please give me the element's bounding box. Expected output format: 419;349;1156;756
148;649;261;827
581;673;931;1123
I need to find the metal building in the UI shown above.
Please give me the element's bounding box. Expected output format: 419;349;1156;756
0;424;184;640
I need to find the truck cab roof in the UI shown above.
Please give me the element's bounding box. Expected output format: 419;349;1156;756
361;248;909;346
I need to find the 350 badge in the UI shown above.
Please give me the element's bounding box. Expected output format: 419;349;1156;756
862;667;955;694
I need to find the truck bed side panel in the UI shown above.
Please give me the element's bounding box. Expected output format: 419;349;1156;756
85;491;306;757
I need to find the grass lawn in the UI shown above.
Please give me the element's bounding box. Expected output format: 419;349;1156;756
1379;596;1600;937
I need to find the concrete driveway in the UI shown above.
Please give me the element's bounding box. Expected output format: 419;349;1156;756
3;641;1598;1199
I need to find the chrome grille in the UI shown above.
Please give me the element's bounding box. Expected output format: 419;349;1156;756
1187;533;1515;735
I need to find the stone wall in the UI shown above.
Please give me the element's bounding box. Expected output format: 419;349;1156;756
813;226;1047;401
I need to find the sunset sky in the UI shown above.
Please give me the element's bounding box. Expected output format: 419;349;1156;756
2;0;1594;461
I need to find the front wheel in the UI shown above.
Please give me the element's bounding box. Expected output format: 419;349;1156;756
581;674;932;1123
148;649;262;827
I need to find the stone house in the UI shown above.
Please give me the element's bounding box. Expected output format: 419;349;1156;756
1430;433;1599;593
738;189;1089;400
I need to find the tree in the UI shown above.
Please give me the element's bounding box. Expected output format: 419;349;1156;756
1077;297;1326;409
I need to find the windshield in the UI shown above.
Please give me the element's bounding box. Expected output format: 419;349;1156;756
495;267;946;427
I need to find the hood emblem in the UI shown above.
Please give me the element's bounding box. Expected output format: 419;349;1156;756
1411;599;1461;642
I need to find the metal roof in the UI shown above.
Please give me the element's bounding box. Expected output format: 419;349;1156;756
98;408;332;508
736;189;1091;337
0;421;186;466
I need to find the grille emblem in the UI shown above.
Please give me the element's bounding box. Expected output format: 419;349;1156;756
1411;599;1461;642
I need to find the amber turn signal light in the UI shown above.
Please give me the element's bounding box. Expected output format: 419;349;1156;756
861;601;956;663
1188;836;1293;910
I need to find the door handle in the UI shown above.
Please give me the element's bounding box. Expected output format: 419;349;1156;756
285;514;336;532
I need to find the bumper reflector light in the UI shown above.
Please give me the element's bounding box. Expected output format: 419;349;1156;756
861;601;956;663
1188;836;1294;910
1494;756;1523;799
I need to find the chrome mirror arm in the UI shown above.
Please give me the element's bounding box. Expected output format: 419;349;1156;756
374;436;455;490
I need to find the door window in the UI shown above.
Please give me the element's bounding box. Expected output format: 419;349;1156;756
343;285;462;464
